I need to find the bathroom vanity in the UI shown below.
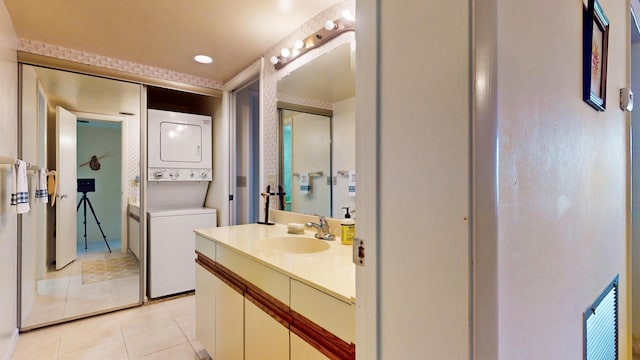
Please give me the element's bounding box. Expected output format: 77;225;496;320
194;223;355;360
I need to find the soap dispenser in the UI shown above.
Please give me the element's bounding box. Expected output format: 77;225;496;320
340;207;355;245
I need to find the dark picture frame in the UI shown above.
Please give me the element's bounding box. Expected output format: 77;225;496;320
583;0;609;111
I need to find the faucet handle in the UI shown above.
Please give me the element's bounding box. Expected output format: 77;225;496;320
317;215;326;226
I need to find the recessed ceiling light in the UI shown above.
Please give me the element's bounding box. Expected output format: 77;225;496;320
194;55;214;64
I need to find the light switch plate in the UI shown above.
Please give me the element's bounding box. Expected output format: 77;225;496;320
620;88;634;112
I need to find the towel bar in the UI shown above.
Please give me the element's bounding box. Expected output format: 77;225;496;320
293;171;323;177
0;156;31;169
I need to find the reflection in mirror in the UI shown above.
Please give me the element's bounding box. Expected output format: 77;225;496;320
277;42;355;218
20;65;142;329
280;109;332;215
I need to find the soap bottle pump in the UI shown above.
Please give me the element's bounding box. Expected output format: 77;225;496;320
340;207;355;245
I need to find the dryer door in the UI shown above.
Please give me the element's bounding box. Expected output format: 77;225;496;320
160;121;202;162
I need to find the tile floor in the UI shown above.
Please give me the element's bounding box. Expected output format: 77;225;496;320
22;239;140;328
12;295;210;360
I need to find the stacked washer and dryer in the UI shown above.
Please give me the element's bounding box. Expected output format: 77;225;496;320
146;109;217;299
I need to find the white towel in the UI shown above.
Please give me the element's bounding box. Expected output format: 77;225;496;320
348;170;356;197
11;160;30;213
299;173;310;194
35;168;48;203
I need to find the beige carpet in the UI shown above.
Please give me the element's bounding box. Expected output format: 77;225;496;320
82;253;139;284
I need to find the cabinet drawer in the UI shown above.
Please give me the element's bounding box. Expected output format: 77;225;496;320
290;279;355;344
196;235;216;260
216;245;289;306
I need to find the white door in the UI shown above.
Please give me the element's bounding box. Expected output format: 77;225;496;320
55;106;77;270
290;112;331;216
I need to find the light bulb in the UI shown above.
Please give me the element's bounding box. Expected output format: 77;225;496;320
270;56;279;65
342;9;355;21
324;20;336;31
294;39;304;49
281;48;291;58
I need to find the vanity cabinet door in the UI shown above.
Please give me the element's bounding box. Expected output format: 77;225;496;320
195;264;215;357
244;297;289;360
215;275;244;360
290;333;329;360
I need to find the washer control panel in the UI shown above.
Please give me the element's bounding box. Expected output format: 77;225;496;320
148;168;212;181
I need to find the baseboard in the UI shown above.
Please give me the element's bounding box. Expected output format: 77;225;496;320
3;328;19;360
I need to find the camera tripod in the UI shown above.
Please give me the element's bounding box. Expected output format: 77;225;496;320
76;191;111;253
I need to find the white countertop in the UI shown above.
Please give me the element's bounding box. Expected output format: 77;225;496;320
194;223;356;304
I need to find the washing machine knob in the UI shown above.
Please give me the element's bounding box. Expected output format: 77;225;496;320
174;171;180;178
200;171;208;179
154;170;164;178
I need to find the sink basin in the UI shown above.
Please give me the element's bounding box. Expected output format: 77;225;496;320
255;236;331;254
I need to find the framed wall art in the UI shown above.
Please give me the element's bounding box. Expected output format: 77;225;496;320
583;0;609;111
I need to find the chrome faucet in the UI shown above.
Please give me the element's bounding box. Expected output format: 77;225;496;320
306;215;335;241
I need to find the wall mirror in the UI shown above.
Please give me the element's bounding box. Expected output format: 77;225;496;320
277;41;355;218
19;64;142;330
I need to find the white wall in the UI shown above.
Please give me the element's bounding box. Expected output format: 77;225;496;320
497;0;628;358
0;1;18;357
332;97;355;217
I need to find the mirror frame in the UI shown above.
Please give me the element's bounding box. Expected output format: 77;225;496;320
278;103;334;216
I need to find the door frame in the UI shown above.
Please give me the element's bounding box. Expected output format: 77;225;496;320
224;59;264;225
231;81;261;224
73;111;128;253
628;0;640;353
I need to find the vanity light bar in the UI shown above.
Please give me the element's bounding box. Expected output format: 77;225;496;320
272;16;355;70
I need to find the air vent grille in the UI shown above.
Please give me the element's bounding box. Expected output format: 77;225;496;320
584;275;618;360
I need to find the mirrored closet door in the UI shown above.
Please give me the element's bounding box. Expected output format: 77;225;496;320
19;64;143;330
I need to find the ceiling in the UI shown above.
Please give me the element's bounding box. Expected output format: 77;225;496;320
28;65;141;116
277;43;355;103
4;0;343;83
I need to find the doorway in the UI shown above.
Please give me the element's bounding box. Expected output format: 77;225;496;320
75;118;123;256
232;79;261;225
